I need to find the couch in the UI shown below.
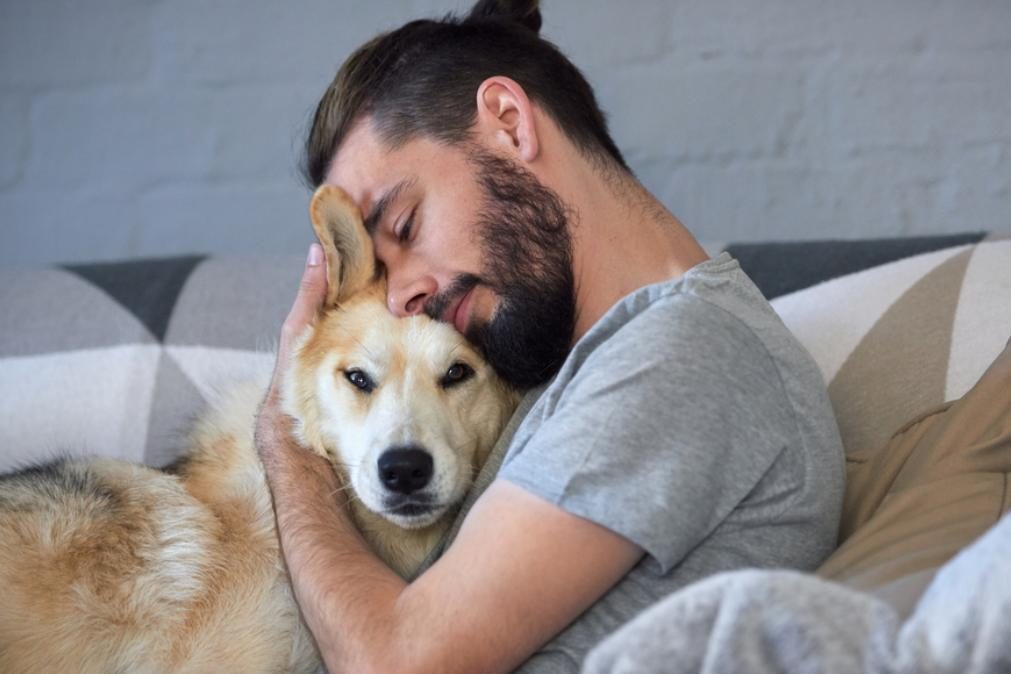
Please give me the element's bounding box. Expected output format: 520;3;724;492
2;231;1010;671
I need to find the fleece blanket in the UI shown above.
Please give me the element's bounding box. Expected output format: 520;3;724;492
582;512;1011;674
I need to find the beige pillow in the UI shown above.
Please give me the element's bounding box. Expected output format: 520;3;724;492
769;240;1011;615
772;239;1011;460
816;338;1011;616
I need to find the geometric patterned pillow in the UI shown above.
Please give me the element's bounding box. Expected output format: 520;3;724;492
763;236;1011;614
0;255;301;472
816;339;1011;616
1;234;1007;476
770;236;1011;459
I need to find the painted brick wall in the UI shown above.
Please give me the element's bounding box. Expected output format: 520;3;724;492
2;0;1009;267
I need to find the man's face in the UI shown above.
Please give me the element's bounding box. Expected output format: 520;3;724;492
326;122;575;388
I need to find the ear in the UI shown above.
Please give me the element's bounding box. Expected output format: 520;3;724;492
475;76;540;163
308;184;377;307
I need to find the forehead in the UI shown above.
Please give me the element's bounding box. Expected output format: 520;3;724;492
324;119;385;189
323;120;468;218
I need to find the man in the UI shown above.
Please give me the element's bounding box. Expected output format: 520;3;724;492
255;2;845;672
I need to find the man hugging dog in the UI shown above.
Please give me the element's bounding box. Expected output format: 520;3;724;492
255;1;846;672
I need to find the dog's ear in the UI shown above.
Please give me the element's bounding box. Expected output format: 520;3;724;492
309;185;377;307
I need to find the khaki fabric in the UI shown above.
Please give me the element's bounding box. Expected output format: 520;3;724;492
772;240;1011;463
826;248;972;460
818;338;1011;616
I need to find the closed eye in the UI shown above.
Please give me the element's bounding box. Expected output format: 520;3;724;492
397;209;416;243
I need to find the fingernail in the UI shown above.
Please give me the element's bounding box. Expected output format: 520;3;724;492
307;243;322;267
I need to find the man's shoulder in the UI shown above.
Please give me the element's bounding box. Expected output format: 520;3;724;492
571;263;781;381
530;254;836;455
524;282;791;443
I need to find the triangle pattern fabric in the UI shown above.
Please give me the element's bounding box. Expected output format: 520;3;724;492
828;249;973;457
143;350;209;468
728;232;985;300
0;267;156;356
64;255;206;342
947;241;1011;400
165;345;274;407
0;344;162;472
164;255;302;350
771;245;971;385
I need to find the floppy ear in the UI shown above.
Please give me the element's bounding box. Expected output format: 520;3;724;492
308;184;377;307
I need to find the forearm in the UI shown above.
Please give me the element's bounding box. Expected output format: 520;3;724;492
260;434;411;674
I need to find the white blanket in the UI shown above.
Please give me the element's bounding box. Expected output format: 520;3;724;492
584;513;1011;674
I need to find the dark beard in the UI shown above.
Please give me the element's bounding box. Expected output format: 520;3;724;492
425;148;576;389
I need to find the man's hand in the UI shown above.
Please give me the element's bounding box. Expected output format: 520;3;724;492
255;242;328;469
253;239;349;569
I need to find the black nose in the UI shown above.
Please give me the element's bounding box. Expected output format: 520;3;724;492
377;447;433;495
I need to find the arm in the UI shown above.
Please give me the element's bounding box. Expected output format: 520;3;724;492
257;245;643;674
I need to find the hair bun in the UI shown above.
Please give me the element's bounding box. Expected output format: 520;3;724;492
466;0;542;34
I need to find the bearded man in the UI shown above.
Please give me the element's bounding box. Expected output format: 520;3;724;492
255;2;845;672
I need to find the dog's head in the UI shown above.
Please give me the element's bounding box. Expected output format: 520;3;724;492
282;185;518;530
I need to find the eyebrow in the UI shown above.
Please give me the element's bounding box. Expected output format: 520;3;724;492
363;177;416;235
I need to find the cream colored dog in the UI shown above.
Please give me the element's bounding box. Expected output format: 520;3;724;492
0;186;518;674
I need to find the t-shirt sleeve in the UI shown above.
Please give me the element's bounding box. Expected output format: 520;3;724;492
498;295;800;574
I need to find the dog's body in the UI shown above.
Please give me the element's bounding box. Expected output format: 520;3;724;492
0;395;320;674
0;187;517;674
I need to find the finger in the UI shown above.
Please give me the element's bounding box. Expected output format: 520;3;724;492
281;243;328;340
276;243;328;376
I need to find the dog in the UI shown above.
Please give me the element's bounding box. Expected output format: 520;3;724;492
0;185;519;674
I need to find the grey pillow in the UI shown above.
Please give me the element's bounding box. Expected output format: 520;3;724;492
0;255;302;471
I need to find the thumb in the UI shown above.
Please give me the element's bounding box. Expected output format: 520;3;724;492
279;242;328;358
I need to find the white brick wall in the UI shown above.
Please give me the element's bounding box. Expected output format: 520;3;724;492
2;0;1009;267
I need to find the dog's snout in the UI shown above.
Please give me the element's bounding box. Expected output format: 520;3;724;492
377;447;433;495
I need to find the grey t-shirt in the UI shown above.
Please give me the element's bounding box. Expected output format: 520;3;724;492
494;252;846;672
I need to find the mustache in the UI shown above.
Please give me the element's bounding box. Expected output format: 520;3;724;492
425;273;482;322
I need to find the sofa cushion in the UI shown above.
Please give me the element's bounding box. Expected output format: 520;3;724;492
817;339;1011;616
727;231;987;300
1;234;1006;484
767;237;1011;614
0;255;301;472
771;236;1011;459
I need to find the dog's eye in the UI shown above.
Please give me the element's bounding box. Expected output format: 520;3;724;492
344;369;375;393
441;362;474;389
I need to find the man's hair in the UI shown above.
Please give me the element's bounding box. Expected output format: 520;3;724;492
301;0;629;187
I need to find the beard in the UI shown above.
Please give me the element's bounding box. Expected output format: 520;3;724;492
425;147;576;390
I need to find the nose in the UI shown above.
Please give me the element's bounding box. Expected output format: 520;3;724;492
387;270;437;317
377;447;434;495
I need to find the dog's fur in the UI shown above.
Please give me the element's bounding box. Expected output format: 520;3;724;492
0;186;518;674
